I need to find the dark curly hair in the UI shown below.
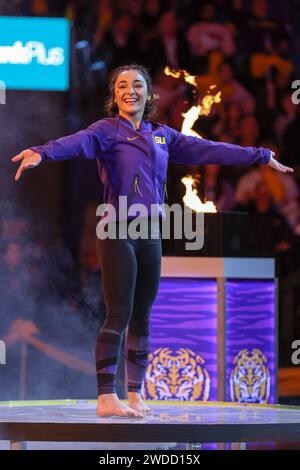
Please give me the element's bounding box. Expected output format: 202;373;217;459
104;64;157;121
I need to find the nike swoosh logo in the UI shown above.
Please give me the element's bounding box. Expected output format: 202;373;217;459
127;136;141;141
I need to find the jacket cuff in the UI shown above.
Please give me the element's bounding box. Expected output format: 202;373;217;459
260;147;272;164
29;146;50;161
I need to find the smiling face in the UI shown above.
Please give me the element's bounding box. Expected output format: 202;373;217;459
114;69;150;118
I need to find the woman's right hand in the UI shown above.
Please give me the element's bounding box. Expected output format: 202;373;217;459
11;149;42;181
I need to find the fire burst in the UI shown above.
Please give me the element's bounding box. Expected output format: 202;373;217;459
164;66;221;213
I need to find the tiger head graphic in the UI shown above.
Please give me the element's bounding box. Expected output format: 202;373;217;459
141;347;210;401
230;348;271;403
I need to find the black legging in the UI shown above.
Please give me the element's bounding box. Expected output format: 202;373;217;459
95;218;162;396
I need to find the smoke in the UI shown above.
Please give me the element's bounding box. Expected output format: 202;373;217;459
0;210;105;400
0;90;106;401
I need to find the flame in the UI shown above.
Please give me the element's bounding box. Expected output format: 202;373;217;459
164;66;221;213
181;175;217;213
181;85;221;139
164;65;198;87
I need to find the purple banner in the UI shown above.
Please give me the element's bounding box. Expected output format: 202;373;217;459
143;278;218;401
225;280;276;404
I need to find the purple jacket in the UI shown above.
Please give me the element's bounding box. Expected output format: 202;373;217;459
30;113;271;223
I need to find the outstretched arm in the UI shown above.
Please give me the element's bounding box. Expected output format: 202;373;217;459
11;121;104;181
29;123;102;162
166;126;293;173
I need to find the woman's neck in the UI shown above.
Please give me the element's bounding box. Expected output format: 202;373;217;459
118;111;143;130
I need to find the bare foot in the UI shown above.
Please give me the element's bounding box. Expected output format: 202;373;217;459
127;392;153;416
97;393;144;418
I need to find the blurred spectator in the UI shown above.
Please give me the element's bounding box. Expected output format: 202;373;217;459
122;0;144;39
186;1;235;74
196;164;236;211
142;11;191;74
212;101;243;142
237;0;294;138
152;71;187;122
216;62;256;114
275;92;297;143
250;54;294;88
282;103;300;166
235;143;300;234
222;0;247;34
241;0;291;56
68;0;95;42
235;181;294;256
140;0;163;53
237;114;261;147
93;0;114;51
249;61;294;139
168;98;191;131
93;14;138;69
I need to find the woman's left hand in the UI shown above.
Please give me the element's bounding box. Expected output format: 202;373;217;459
267;152;294;173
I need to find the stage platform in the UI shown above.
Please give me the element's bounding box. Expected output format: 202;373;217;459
1;400;300;450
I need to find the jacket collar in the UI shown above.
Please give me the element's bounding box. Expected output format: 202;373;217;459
115;113;149;131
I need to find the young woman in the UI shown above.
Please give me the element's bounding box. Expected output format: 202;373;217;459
11;64;293;418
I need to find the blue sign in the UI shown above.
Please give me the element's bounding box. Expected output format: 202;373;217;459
0;16;70;91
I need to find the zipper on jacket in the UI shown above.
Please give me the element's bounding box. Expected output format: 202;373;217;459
134;173;143;197
163;179;168;202
127;173;143;203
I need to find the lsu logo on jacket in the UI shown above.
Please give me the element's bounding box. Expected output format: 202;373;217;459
153;135;166;144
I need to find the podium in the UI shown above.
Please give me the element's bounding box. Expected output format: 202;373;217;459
142;213;277;404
